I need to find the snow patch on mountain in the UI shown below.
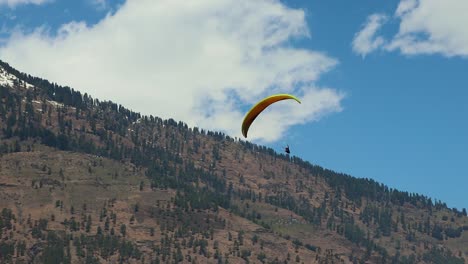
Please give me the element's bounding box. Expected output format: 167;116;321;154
47;100;65;108
0;65;34;89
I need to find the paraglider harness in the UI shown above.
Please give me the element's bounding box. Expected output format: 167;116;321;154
285;145;290;154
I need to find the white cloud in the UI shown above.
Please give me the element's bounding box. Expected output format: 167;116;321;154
387;0;468;57
0;0;50;8
354;0;468;58
395;0;418;17
0;0;344;142
352;14;387;57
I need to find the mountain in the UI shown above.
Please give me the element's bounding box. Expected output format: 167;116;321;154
0;59;467;264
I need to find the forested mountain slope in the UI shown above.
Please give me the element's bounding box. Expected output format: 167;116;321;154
0;59;467;263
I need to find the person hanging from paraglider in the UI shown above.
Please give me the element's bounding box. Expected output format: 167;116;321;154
284;145;290;154
240;93;300;157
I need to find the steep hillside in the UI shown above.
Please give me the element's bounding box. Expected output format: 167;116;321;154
0;59;467;263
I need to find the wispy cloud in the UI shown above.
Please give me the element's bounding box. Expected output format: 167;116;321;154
0;0;51;8
353;0;468;58
387;0;468;57
90;0;107;10
0;0;344;142
352;14;387;57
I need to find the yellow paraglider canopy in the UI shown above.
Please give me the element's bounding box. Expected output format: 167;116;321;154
241;94;301;138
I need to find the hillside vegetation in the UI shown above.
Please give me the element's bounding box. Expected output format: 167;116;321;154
0;59;467;263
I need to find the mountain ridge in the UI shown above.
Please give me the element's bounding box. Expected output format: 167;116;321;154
0;59;467;263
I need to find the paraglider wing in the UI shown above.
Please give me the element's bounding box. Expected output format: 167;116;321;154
241;94;301;138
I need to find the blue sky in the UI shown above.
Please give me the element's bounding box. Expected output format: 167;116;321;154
281;0;468;211
0;0;467;210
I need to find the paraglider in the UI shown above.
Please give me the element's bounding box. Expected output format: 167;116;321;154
241;94;301;138
285;145;290;154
